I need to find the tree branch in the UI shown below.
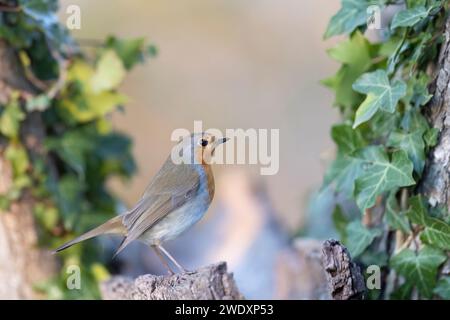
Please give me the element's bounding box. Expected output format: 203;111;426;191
321;239;366;300
100;262;244;300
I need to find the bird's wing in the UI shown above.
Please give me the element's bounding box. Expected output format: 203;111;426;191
118;161;201;252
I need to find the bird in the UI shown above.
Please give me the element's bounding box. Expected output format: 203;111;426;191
54;132;229;274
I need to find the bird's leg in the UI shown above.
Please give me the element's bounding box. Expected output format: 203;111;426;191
151;245;175;275
158;244;189;273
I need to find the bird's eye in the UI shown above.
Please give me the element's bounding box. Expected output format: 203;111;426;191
200;139;208;147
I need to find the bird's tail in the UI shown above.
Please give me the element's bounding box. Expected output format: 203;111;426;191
53;215;126;253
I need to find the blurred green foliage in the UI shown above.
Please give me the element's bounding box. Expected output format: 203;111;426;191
0;0;155;298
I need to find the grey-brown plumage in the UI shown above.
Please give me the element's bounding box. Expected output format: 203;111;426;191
54;133;228;273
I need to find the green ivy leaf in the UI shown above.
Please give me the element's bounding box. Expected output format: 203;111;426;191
323;153;364;195
45;129;94;178
434;277;450;299
385;191;411;233
390;246;446;298
406;196;450;250
56;174;87;230
345;220;382;257
34;203;59;231
19;0;76;54
387;130;425;174
354;147;415;211
91;50;126;93
0;98;25;139
323;31;373;109
331;124;366;154
105;36;157;70
352;70;407;128
324;0;369;39
403;73;432;107
332;205;349;243
424;128;439;148
391;6;430;30
368;110;401;139
401;108;429;133
390;281;414;299
5;144;29;177
409;34;432;74
59;60;127;123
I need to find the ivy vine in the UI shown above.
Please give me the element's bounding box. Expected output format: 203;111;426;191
0;0;155;298
323;0;450;299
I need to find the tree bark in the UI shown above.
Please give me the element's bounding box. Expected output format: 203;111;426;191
416;14;450;280
420;16;450;209
321;239;366;300
100;262;244;300
0;40;56;299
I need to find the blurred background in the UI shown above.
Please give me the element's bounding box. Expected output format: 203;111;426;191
58;0;341;299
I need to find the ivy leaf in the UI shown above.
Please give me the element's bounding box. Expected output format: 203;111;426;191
406;196;450;250
390;246;446;298
352;70;407;128
385;191;410;233
331;124;366;154
368;110;401;140
105;36;157;70
323;153;364;195
55;174;87;230
424;128;439;148
324;0;369;39
0;97;25;139
434;277;450;299
403;73;432;108
60;60;127;123
391;6;429;30
387;130;425;174
354;147;415;211
401;108;429;134
345;220;382;257
60;92;127;123
323;31;372;109
402;73;433;109
19;0;76;54
332;205;349;243
45;129;94;178
409;34;433;74
91;50;126;93
34;203;59;231
390;281;414;299
5;144;29;177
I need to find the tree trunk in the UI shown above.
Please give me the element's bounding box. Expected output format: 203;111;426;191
0;40;56;299
420;16;450;209
100;262;244;300
416;14;450;278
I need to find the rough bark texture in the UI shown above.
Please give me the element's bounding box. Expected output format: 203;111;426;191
0;40;56;299
100;262;244;300
420;16;450;208
321;239;366;300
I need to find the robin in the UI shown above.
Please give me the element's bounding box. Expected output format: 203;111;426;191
54;132;228;274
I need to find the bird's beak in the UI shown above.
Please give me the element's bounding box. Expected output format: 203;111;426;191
213;137;229;149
